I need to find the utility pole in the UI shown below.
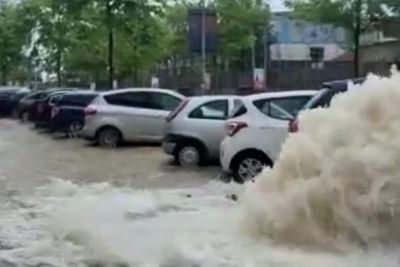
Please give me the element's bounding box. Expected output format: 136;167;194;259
354;0;362;77
200;0;207;94
106;0;114;90
264;26;269;90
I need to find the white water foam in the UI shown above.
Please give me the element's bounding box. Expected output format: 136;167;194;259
0;178;399;267
243;70;400;252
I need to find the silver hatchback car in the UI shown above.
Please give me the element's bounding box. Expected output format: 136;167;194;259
80;88;185;147
162;95;239;166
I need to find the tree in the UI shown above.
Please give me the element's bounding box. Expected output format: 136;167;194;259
63;0;166;89
0;2;28;85
215;0;270;70
285;0;395;77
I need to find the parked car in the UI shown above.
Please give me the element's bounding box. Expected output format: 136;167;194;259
80;88;185;147
33;91;72;127
220;90;317;183
18;88;79;122
50;91;99;136
288;78;365;133
0;87;31;116
162;95;239;166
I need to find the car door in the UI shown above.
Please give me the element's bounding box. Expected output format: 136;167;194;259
136;92;182;141
103;92;146;140
188;99;230;156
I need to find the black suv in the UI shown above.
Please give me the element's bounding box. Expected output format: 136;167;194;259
289;78;365;132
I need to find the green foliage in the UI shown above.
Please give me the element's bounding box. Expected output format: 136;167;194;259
216;0;270;61
0;0;271;85
0;2;29;84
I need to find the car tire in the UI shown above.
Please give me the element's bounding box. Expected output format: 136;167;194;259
21;112;30;123
67;121;83;138
175;143;203;167
97;127;122;148
232;152;272;184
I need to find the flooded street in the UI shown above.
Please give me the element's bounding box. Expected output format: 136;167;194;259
0;120;219;191
2;70;400;267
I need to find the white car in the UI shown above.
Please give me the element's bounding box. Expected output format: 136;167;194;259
220;90;317;183
80;88;185;147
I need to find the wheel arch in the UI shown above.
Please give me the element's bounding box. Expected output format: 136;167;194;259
230;148;273;171
95;125;124;141
172;135;209;158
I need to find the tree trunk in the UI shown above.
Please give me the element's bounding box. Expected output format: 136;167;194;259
354;0;362;77
1;63;7;86
106;0;114;89
56;48;62;87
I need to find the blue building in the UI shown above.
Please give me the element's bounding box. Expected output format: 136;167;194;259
270;12;348;61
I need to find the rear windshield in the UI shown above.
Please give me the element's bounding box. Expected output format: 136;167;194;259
57;94;97;107
302;88;341;109
230;99;247;118
254;96;311;120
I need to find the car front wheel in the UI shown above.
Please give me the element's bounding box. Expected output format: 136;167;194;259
232;152;271;183
97;127;122;148
21;112;30;123
67;121;83;138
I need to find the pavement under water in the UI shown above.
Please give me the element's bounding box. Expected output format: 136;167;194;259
0;120;399;266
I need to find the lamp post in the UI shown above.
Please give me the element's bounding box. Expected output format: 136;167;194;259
354;0;362;77
200;0;207;94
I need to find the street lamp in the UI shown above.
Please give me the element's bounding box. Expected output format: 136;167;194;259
200;0;207;94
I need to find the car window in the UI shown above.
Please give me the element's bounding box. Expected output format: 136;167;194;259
231;99;247;118
105;92;149;108
254;96;311;120
26;92;46;100
58;94;97;107
150;92;181;111
49;95;63;105
189;100;228;120
105;92;181;110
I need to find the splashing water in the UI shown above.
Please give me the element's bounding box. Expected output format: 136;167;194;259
243;71;400;250
0;178;400;266
2;74;400;266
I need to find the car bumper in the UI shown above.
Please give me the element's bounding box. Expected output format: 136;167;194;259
80;126;96;140
162;141;177;155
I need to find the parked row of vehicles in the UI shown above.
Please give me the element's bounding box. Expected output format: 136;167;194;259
2;77;362;183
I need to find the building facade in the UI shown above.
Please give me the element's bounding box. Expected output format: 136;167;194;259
270;12;348;61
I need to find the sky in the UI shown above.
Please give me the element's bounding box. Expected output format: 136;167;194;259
269;0;289;12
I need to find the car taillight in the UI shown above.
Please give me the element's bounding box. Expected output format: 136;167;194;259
167;99;189;122
288;118;299;133
226;121;248;137
51;107;60;118
84;105;97;116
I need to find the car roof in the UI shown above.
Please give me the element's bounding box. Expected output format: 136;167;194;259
243;90;318;102
60;90;97;96
100;88;184;98
0;87;30;93
321;78;365;90
188;95;238;100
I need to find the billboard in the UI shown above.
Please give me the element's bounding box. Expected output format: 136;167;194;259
188;8;217;53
